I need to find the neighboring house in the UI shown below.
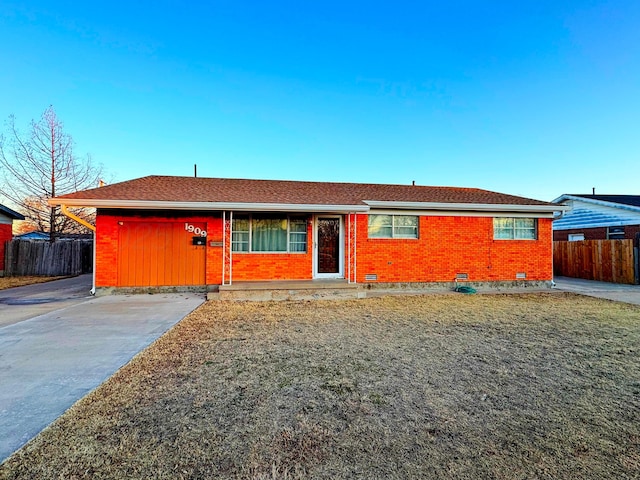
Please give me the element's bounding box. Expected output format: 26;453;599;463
49;175;564;291
0;204;25;276
551;194;640;241
14;231;50;240
14;231;93;240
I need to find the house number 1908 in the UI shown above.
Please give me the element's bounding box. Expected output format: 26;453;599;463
185;223;207;237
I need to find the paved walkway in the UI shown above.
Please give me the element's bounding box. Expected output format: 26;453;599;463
0;282;205;464
553;276;640;305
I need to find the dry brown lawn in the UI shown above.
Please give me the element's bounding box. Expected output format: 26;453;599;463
1;293;639;479
0;276;64;290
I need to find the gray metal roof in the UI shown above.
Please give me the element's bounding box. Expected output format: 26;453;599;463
552;194;640;230
569;195;640;208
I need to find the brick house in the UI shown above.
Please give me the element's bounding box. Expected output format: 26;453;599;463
50;176;564;292
0;204;25;276
552;194;640;241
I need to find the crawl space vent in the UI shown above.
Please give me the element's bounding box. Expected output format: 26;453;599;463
365;274;378;281
516;272;527;279
455;273;469;280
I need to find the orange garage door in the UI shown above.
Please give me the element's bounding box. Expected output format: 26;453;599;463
118;221;206;287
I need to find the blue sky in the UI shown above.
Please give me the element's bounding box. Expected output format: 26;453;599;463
1;0;638;201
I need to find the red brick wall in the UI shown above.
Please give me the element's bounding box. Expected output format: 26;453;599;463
231;220;313;281
355;215;553;283
0;223;12;273
95;211;553;287
553;225;640;241
95;214;117;286
231;253;312;280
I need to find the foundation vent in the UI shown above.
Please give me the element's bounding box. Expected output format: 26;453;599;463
455;273;469;280
516;272;527;279
365;274;378;281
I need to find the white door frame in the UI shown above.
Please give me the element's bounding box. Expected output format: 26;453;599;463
313;215;344;279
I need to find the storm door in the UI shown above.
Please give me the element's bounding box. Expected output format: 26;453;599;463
314;216;343;278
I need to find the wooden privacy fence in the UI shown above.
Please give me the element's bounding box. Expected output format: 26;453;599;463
553;239;638;285
4;239;93;276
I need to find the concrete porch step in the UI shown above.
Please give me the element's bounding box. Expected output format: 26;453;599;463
211;280;360;301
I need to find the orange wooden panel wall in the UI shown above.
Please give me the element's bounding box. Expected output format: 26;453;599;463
117;221;206;287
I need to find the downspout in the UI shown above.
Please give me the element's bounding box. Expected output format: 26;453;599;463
60;205;97;295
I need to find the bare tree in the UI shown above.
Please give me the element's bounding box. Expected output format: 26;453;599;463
0;106;102;240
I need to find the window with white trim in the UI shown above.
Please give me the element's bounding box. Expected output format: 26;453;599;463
232;215;308;253
289;218;308;252
368;215;419;239
493;218;537;240
232;217;250;252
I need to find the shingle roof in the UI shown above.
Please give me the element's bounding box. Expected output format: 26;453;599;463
569;195;640;208
56;175;552;207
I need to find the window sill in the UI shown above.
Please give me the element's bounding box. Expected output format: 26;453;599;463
367;237;420;240
231;251;308;254
493;238;538;241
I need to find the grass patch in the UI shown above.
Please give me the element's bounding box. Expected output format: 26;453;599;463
1;293;639;479
0;276;65;290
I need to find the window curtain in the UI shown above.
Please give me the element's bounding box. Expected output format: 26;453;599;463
252;218;287;251
494;218;536;239
514;218;536;239
493;218;513;239
394;216;418;237
368;215;393;238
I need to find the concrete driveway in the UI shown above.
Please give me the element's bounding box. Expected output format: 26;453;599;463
0;278;205;463
0;275;94;328
554;276;640;305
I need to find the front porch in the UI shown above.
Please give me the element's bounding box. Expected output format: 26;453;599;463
221;212;359;285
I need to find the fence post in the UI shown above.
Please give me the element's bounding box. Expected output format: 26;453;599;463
635;233;640;285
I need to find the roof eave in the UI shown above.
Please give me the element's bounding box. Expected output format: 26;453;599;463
49;198;567;215
48;198;370;213
364;200;567;214
0;204;25;220
552;194;640;213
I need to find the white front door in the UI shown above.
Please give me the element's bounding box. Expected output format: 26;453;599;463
313;215;343;278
